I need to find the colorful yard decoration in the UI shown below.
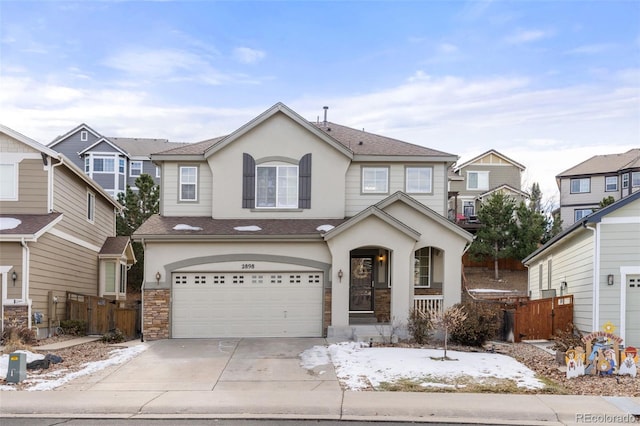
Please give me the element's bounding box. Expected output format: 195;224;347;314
618;347;638;378
565;347;586;378
582;327;623;376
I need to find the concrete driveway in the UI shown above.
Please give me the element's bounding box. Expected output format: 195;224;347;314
61;338;339;392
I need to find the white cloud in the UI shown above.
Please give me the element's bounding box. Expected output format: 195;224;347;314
505;29;552;44
438;43;459;54
233;47;266;64
566;43;616;55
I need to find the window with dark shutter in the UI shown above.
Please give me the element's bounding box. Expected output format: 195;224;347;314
298;153;311;209
242;153;256;208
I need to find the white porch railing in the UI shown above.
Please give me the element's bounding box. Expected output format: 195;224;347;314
413;295;443;317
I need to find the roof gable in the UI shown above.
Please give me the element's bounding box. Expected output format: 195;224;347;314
478;184;529;200
1;124;59;157
204;103;354;159
556;148;640;177
323;205;421;241
456;149;525;172
48;123;102;148
79;137;128;156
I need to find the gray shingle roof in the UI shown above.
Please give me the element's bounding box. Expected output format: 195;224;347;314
133;215;347;238
0;213;62;236
99;236;131;256
108;137;189;156
557;148;640;177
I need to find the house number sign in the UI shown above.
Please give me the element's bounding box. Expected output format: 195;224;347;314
241;264;255;269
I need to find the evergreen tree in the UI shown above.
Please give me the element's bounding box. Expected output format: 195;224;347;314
116;174;159;291
599;196;615;208
468;192;517;280
512;200;547;260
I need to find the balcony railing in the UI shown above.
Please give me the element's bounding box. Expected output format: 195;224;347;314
413;295;443;317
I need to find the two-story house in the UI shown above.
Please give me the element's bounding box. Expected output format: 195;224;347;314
48;124;187;198
133;103;473;341
448;149;528;231
0;125;135;338
556;148;640;229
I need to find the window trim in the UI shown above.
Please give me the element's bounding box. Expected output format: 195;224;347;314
361;166;389;194
605;176;618;192
155;166;161;178
405;166;433;194
130;161;143;177
466;170;489;191
86;190;96;223
80;130;88;141
118;158;125;175
622;173;629;189
632;172;640;188
91;156;116;173
178;165;198;202
0;163;18;201
570;177;590;194
574;208;593;222
413;247;432;288
255;164;299;209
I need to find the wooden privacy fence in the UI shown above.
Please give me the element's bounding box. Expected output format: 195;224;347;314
66;292;139;339
509;295;573;342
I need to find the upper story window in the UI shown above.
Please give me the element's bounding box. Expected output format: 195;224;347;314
256;165;298;208
622;173;629;189
406;167;432;194
156;166;161;178
362;167;389;194
119;159;125;174
574;208;593;222
605;176;618;192
467;171;489;191
570;178;590;193
92;157;115;173
86;190;95;222
130;161;143;177
179;166;198;201
80;130;88;141
0;163;18;200
633;172;640;188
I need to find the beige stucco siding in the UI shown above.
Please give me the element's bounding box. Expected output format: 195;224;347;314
1;243;23;300
0;158;48;214
52;166;115;247
208;114;350;219
161;161;213;217
345;163;447;217
450;164;521;194
28;232;99;324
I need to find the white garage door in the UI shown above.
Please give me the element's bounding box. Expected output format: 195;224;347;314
627;275;640;346
172;271;323;338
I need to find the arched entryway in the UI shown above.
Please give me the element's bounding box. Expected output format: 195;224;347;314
349;247;391;325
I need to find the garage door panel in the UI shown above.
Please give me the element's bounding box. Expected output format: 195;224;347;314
172;272;323;338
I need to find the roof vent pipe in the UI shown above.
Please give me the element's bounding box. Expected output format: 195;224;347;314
323;106;328;126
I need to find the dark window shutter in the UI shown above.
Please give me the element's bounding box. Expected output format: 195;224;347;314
298;153;312;209
242;153;255;208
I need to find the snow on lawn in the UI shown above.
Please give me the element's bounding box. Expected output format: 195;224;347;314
300;342;545;391
0;345;147;391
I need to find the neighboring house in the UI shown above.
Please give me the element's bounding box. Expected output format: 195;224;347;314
447;149;528;231
133;103;473;341
48;124;187;198
556;148;640;230
523;191;640;347
0;125;135;338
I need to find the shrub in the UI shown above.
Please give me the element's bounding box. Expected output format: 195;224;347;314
60;320;87;336
1;320;36;353
101;328;125;343
450;301;501;347
407;308;432;345
551;323;585;352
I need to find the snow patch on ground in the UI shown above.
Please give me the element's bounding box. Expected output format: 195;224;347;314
300;342;545;391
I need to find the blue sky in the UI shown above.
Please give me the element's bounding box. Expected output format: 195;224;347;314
1;0;639;206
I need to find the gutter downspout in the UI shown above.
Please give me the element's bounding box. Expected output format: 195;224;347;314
583;222;599;331
20;237;31;329
140;238;145;342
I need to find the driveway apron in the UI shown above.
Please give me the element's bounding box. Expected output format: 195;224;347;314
61;338;339;393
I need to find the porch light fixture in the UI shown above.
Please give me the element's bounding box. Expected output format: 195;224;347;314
155;271;161;285
607;274;614;286
338;269;343;282
11;271;17;286
378;254;385;262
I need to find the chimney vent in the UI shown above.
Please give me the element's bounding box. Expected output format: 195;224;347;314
323;106;328;125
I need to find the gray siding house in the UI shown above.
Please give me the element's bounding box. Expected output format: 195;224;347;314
48;124;187;198
556;148;640;229
523;191;640;347
0;125;135;338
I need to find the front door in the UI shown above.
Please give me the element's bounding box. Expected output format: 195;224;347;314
350;256;374;311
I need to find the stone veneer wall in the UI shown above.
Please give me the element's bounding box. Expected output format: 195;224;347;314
323;288;331;336
143;289;170;340
3;305;29;330
374;288;391;323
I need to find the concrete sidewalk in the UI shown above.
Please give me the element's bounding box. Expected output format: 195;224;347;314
1;338;638;425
